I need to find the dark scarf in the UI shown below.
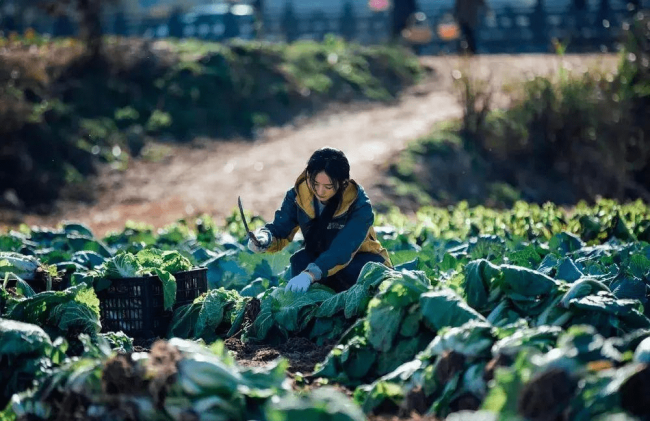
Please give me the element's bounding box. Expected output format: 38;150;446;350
304;191;342;256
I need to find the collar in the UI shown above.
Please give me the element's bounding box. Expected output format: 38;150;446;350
294;170;359;218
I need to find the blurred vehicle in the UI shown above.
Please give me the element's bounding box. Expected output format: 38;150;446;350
144;2;256;40
402;11;433;44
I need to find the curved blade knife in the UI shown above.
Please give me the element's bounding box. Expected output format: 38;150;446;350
238;196;261;247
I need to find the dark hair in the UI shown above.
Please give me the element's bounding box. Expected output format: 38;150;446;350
304;147;350;256
306;147;350;192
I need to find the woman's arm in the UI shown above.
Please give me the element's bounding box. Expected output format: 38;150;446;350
263;187;300;253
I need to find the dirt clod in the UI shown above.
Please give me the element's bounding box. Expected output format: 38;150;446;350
283;336;318;352
224;337;246;353
245;298;261;323
253;349;281;362
449;392;481;412
517;368;577;421
52;392;91;421
399;385;430;416
101;354;147;395
146;340;182;407
620;364;650;418
434;351;465;384
226;336;334;375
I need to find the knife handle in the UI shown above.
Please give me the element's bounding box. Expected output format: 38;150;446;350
248;231;262;248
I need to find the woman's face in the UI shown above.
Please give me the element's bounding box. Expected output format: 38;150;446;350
310;171;337;202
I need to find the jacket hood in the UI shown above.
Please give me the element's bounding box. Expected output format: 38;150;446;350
294;170;359;219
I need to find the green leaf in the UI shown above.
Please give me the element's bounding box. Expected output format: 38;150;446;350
220;301;246;337
480;351;535;416
549;232;584;254
376;336;424;374
66;235;113;258
556;257;583;282
430;371;462;417
569;294;650;331
538;253;561;276
63;223;95;238
463;259;501;312
420;289;487;331
627;254;650;279
421;320;495;360
358;380;405;415
196;291;229;338
250;299;274;341
440;253;459;272
343;344;377;380
357;262;398;289
498;265;559;297
0;252;40;280
240;277;269;297
399;308;422;337
507;245;542;268
169;302;202;339
104;253;141;278
492;325;562;358
380;280;423;310
73;284;100;317
344;284;369;319
316;292;346;318
49;301;101;335
155;268;177;311
390;250;420;268
0;318;52;356
265;386;366;421
367;301;404;352
13;276;36;298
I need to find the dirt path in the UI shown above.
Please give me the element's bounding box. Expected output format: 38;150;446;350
20;54;618;237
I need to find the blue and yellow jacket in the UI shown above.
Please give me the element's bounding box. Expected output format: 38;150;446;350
263;171;392;277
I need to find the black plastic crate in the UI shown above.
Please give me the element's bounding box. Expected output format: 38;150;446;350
5;273;68;293
97;267;207;339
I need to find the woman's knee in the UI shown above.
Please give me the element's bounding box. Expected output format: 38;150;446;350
336;253;383;284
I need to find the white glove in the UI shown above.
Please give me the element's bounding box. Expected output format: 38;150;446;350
248;229;272;253
285;272;312;293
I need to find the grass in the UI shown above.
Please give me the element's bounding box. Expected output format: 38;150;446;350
387;17;650;209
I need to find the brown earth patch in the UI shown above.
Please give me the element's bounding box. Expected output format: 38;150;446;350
434;350;466;384
225;335;334;375
620;364;650;419
517;368;577;421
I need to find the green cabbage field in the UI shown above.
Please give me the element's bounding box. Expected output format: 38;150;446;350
2;199;650;421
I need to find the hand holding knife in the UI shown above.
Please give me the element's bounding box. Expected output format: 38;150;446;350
238;196;262;248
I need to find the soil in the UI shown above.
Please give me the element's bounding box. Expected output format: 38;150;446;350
448;392;481;413
400;386;431;416
434;350;466;384
619;364;650;418
224;334;351;401
224;335;335;375
101;353;148;396
4;54;619;237
517;367;577;421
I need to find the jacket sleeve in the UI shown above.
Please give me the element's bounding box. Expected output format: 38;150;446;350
264;187;300;253
313;195;374;277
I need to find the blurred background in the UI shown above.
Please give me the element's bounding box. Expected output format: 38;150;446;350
0;0;648;235
0;0;644;53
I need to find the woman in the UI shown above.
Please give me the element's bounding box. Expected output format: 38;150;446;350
248;147;392;293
